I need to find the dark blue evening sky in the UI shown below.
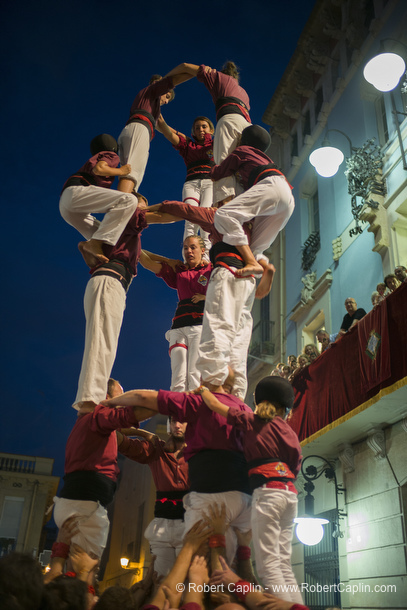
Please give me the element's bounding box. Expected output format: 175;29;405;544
1;0;315;478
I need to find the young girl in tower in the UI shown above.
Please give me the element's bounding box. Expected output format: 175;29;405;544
157;114;215;252
117;65;194;195
139;235;212;392
59;133;137;264
211;124;295;277
172;61;252;204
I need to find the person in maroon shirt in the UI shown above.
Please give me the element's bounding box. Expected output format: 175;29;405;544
117;65;194;195
175;61;251;205
59;133;137;264
197;376;303;604
117;419;189;577
139;235;212;393
73;199;175;411
146;199;275;399
212;124;295;278
101;378;252;564
156;114;215;252
53;379;154;560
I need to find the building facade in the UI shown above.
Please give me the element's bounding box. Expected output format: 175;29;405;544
248;0;407;608
0;452;59;559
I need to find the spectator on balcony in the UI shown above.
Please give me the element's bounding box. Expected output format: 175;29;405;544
376;282;389;299
338;298;366;337
280;365;292;379
288;354;310;382
371;291;383;308
287;354;297;369
394;265;406;283
384;274;401;293
302;344;320;362
316;330;330;353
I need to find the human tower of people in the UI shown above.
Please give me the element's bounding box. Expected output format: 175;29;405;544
51;61;306;608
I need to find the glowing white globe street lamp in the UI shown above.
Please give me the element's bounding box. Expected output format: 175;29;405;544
294;515;329;546
309;146;344;177
363;52;406;92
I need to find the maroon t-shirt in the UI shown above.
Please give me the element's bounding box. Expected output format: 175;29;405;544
156;261;212;300
119;436;189;492
226;408;302;475
174;132;214;168
63;151;120;191
197;65;250;108
157;390;251;461
129;76;174;120
65;405;139;481
211;145;274;191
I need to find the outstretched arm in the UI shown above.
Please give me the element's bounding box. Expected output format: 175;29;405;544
194;386;229;418
165;63;200;80
156;113;182;146
101;389;159;411
145;210;183;224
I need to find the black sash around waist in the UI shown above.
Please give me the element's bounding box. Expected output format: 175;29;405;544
247;163;285;189
171;298;205;329
154;490;187;520
210;242;244;270
61;171;98;194
91;258;134;292
188;449;250;494
185;158;215;182
126;109;156;140
60;471;117;508
215;96;251;123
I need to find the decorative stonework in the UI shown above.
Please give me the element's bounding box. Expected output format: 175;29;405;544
366;426;386;460
332;236;342;261
359;182;389;258
401;417;407;434
290;269;333;322
295;71;315;97
338;442;355;473
301;272;317;304
303;37;330;74
345;139;386;236
282;94;301;119
272;116;291;139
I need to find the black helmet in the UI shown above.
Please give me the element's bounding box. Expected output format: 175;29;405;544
240;125;271;152
254;376;294;414
90;134;118;156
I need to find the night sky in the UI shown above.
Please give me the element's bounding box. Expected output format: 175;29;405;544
1;0;315;479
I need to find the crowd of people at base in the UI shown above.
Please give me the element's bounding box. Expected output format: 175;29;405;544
269;264;406;382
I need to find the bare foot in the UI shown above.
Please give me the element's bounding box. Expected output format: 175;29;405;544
82;239;109;264
78;241;98;267
235;261;263;277
255;263;276;299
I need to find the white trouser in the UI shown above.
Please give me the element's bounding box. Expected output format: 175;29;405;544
165;326;203;392
251;487;303;604
59;185;137;245
214;175;295;257
196;267;255;399
118;122;150;189
73;275;127;409
182;178;213;253
53;497;109;559
183;491;251;564
213;114;250;203
144;517;185;578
